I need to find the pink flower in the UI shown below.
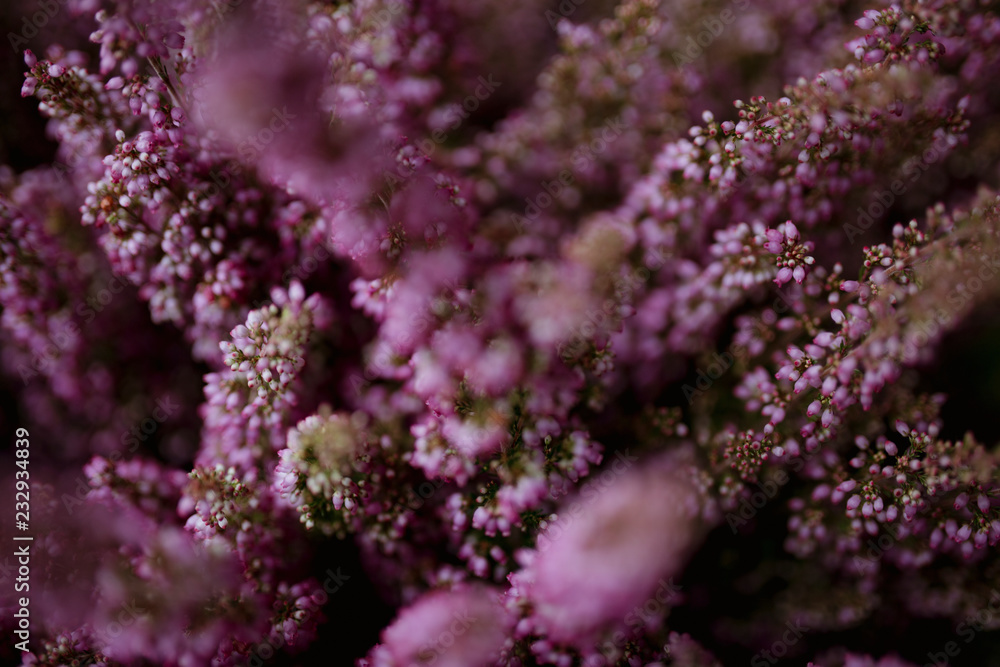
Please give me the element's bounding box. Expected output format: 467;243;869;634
774;267;794;286
864;49;886;64
784;221;800;241
378;585;508;667
527;462;704;646
465;338;523;395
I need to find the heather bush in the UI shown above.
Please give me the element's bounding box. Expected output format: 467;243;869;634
2;0;1000;665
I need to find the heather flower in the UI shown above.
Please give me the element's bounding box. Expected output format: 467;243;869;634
198;283;332;472
521;462;706;648
6;0;1000;663
274;406;370;536
13;489;246;666
370;584;508;667
19;630;110;667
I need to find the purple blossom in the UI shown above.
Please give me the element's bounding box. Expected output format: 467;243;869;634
4;0;1000;665
372;585;508;667
521;463;706;648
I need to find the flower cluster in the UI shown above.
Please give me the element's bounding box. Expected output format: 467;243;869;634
3;0;1000;665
